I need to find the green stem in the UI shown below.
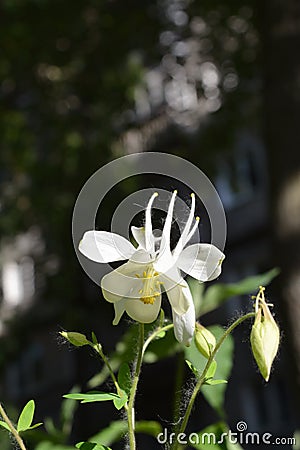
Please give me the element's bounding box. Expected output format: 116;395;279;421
173;312;256;450
142;323;173;353
0;403;27;450
92;343;123;398
127;323;145;450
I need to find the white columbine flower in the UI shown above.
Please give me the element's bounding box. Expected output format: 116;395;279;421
79;191;225;346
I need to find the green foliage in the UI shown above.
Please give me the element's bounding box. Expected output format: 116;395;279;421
190;422;243;450
17;400;42;432
76;443;111;450
63;392;119;404
185;326;234;417
0;421;10;432
189;268;279;317
89;420;162;447
117;363;131;396
35;443;77;450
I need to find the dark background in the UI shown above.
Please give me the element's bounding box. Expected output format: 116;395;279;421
0;0;300;448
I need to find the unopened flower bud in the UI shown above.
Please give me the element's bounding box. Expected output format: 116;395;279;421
250;293;280;382
195;323;216;359
60;331;90;347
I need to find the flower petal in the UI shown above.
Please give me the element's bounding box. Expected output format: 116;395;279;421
125;295;162;324
101;261;144;301
172;302;195;346
161;271;191;315
131;226;146;249
145;192;158;253
79;230;136;263
177;243;225;282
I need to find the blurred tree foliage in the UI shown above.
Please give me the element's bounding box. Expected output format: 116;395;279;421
0;0;261;336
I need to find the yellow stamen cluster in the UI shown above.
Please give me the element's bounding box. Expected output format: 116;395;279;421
136;267;161;305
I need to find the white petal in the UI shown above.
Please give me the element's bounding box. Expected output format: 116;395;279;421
173;193;196;258
125;295;162;323
112;299;127;325
145;192;158;253
177;243;225;282
161;271;191;315
131;226;146;249
79;230;136;263
172;303;195;346
101;261;144;300
130;248;154;264
159;190;177;253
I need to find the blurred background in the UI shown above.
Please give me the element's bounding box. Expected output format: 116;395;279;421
1;0;300;448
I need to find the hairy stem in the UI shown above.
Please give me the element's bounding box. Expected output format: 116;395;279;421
173;312;256;450
0;403;27;450
127;323;145;450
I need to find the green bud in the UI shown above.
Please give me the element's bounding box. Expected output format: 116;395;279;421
195;323;216;359
250;300;280;382
60;331;90;347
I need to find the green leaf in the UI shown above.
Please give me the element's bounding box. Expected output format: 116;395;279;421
76;443;111;450
17;400;35;432
206;360;217;380
189;421;243;449
26;422;43;430
185;359;199;377
199;268;279;316
0;420;11;432
35;443;77;450
63;392;119;403
205;379;228;386
89;420;162;447
117;363;131;395
113;390;128;410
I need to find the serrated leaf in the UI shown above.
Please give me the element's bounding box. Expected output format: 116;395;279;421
117;363;131;395
63;392;119;403
0;420;11;431
185;359;199;377
17;400;35;432
199;268;279;316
